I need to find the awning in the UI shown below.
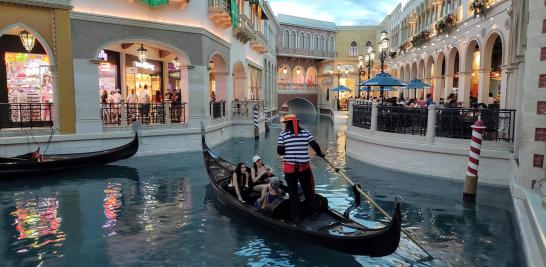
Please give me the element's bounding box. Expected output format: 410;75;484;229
230;0;239;30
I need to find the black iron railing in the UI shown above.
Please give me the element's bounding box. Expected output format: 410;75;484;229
170;102;186;124
210;101;226;119
0;103;53;129
101;103;122;126
377;106;428;136
352;104;372;129
126;103;165;125
436;108;516;142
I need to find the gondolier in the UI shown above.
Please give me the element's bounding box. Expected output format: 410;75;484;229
277;114;325;223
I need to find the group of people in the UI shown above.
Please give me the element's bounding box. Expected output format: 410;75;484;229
100;86;184;124
228;114;325;224
359;92;500;110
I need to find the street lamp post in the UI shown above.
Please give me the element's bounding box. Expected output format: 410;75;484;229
329;64;348;110
363;44;376;100
378;31;390;102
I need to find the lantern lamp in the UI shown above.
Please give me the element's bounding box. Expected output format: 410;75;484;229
19;30;35;53
173;57;181;70
137;44;148;63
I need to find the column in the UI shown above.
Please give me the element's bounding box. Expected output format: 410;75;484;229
73;59;103;134
433;76;444;103
120;51;127;99
49;66;60;132
444;74;454;97
120;99;127;127
499;66;509;109
187;65;209;128
162;60;169;95
477;69;490;104
458;72;472;107
370;102;378;133
164;100;171;125
426;104;437;143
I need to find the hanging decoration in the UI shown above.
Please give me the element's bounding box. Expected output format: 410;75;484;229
470;0;489;18
230;0;239;30
138;0;169;8
410;30;431;48
137;44;148;63
435;14;456;33
19;30;36;53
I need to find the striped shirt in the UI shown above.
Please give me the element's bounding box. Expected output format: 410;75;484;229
277;129;314;163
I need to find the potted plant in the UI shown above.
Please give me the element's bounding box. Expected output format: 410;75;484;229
435;14;456;33
469;0;488;18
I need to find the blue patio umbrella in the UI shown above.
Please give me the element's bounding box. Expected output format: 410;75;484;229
404;79;431;99
359;72;406;102
330;85;352;92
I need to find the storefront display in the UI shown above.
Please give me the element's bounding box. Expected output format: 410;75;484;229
5;52;50;104
125;54;162;100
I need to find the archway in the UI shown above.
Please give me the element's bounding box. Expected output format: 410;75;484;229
284;97;316;115
209;52;228;101
435;51;446;100
233;61;247;100
277;64;292;84
305;67;318;85
464;40;480;105
482;32;503;107
292;65;305;84
0;24;55;128
411;62;417;80
97;40;190;124
425;56;435;100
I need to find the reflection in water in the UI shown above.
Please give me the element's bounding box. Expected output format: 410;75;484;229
10;195;66;259
103;182;123;236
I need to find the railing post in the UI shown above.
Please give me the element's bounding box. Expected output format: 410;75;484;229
371;102;379;133
348;99;354;129
120;99;128;127
165;100;171;125
426;104;437;143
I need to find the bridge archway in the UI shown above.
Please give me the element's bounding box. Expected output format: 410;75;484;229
280;97;317;115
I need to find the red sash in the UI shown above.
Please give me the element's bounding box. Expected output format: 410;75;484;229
283;162;310;173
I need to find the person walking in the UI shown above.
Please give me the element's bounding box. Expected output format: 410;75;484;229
277;114;325;224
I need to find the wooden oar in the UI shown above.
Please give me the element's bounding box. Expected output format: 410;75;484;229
322;157;434;261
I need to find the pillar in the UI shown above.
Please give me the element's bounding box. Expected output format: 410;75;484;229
458;72;472;107
499;66;509;109
370;102;378;133
187;66;209;128
49;66;60;132
444;74;454;98
120;51;127;99
477;69;490;104
426;104;437;143
433;76;443;103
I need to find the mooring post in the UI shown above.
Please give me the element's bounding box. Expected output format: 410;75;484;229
463;117;486;201
253;104;259;139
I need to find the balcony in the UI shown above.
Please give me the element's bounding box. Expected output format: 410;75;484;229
250;31;268;54
100;102;187;127
208;0;231;29
234;15;256;44
277;47;336;59
277;83;319;94
232;100;265;119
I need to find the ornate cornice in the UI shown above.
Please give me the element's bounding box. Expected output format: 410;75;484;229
0;0;72;9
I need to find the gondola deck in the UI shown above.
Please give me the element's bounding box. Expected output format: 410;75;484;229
202;134;402;256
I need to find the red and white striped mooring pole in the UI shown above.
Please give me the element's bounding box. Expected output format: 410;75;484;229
463;117;486;201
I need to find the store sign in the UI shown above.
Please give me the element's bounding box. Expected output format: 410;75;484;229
134;61;155;71
169;71;181;80
99;63;112;72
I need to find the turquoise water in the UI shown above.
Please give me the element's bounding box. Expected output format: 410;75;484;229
0;116;525;266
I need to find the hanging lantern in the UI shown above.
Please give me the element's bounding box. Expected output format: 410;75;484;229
172;57;181;70
137;44;148;63
19;30;35;53
296;67;301;75
283;66;288;75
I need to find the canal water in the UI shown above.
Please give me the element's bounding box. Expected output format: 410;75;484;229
0;116;525;266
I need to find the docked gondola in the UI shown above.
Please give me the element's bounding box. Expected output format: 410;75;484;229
202;135;402;257
0;134;139;178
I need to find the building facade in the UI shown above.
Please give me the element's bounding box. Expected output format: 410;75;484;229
0;0;278;155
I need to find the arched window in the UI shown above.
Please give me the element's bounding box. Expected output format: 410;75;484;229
282;30;289;48
328;36;335;52
319;35;325;51
349;41;358;56
304;33;311;50
289;31;296;48
313;34;319;50
298;32;304;49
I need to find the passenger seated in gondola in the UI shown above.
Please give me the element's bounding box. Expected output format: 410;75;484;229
254;177;287;209
229;162;250;202
250;155;273;193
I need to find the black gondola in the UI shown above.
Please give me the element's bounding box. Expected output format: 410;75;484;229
202;135;402;257
0;134;139;178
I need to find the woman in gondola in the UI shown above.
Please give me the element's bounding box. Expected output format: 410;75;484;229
229;162;250;202
250;155;273;194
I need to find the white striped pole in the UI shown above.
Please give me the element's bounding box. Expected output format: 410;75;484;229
463;117;486;201
253;104;259;139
